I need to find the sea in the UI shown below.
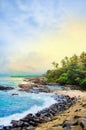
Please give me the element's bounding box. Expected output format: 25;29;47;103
0;77;58;126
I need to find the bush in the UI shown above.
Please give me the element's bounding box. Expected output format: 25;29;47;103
56;73;68;85
80;78;86;90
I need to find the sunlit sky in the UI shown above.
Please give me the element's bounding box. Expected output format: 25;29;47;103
0;0;86;74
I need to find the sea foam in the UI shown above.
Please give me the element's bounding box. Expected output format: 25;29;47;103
0;93;57;126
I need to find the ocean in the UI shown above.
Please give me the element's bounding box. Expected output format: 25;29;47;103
0;77;57;126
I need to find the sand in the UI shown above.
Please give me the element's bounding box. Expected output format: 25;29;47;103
36;90;86;130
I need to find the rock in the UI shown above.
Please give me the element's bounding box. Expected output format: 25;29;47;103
11;128;21;130
3;95;77;130
11;94;18;96
24;77;47;85
11;120;29;127
0;86;14;91
73;115;81;120
79;118;86;130
0;126;4;130
29;121;38;127
19;83;50;93
26;126;36;130
19;77;52;93
63;123;71;130
82;103;86;108
4;126;12;130
19;84;38;91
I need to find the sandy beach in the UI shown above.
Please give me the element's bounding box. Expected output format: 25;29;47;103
36;90;86;130
54;90;86;98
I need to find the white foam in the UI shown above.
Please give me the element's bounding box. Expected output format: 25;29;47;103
0;93;57;126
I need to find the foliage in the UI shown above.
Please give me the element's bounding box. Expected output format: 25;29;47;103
45;52;86;90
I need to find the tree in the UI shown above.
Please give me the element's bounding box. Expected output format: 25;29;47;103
45;52;86;90
52;62;59;68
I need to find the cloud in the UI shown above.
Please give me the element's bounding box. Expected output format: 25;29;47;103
8;51;48;74
0;0;86;74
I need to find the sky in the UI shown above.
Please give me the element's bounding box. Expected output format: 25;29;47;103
0;0;86;75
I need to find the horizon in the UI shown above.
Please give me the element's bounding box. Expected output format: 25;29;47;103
0;0;86;74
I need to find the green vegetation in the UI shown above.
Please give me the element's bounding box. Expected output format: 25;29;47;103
45;52;86;90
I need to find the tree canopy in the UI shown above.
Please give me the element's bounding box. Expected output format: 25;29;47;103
45;52;86;90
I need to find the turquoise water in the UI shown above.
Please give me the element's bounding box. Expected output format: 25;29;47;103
0;77;25;88
0;77;57;125
0;91;43;117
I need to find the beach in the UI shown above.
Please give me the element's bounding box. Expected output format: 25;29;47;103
0;77;86;130
36;90;86;130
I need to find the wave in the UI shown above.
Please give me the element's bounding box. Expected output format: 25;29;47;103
0;93;57;126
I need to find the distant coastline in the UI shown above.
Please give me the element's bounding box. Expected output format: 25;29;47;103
11;74;41;78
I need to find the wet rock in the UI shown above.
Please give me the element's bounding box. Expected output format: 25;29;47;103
11;94;18;96
0;86;14;91
4;126;12;130
3;95;77;130
29;121;38;127
11;120;29;127
0;126;4;130
11;128;21;130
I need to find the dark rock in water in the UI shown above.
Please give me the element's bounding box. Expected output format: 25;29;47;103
0;86;14;91
11;94;18;96
0;126;4;130
4;126;12;130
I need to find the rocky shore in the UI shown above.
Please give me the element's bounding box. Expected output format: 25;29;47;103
19;83;51;93
0;77;86;130
1;95;77;130
19;77;51;93
36;91;86;130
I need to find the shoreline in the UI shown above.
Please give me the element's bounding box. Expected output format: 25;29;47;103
0;77;86;130
0;93;57;126
1;94;77;130
36;91;86;130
